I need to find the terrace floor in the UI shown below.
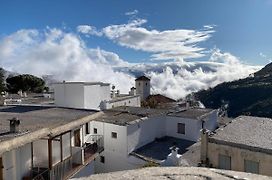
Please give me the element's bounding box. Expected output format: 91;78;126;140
133;136;196;162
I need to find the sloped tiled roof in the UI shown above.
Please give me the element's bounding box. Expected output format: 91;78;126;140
147;94;176;104
135;76;150;81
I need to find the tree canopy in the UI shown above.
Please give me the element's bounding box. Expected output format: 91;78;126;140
6;74;45;93
0;68;5;93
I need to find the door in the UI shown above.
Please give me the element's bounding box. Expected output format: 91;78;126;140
74;129;81;147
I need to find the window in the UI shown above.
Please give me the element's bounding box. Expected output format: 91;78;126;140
111;132;117;139
100;156;105;163
138;82;140;86
244;160;259;174
177;123;185;134
146;82;147;86
219;154;231;170
85;123;90;135
94;128;97;134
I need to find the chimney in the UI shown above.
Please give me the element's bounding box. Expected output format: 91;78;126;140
170;146;179;158
200;129;209;164
18;90;23;97
10;117;20;133
161;145;181;166
129;87;136;96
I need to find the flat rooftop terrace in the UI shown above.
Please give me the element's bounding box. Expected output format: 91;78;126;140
167;108;215;119
0;105;96;142
132;136;195;163
94;106;168;126
210;116;272;152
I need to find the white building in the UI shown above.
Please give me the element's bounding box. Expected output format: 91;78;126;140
135;76;150;101
53;82;140;110
90;106;218;173
0;105;104;180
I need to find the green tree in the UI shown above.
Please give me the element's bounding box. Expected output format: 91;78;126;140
6;74;45;93
0;68;6;92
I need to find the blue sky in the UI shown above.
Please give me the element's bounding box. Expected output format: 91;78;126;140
1;0;272;65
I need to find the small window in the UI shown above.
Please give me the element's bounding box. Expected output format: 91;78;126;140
177;123;185;134
94;128;97;134
219;154;231;170
124;102;126;106
100;156;105;163
138;82;140;86
111;132;117;139
85;123;90;135
146;82;147;86
244;160;259;174
129;101;131;104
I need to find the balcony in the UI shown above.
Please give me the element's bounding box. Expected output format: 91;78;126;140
31;134;104;180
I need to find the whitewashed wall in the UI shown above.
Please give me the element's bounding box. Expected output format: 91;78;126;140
127;116;165;153
102;96;141;110
165;116;202;141
54;83;85;109
203;110;218;131
95;150;145;173
84;85;111;110
2;143;32;180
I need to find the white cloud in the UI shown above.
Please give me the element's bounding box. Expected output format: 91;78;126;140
77;19;214;61
125;10;138;16
0;28;261;100
77;25;103;37
117;50;261;99
0;28;133;93
100;19;214;61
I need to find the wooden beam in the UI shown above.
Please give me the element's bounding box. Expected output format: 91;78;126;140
60;135;63;161
48;139;52;170
0;157;3;180
31;142;34;178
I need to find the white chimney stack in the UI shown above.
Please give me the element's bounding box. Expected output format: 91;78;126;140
129;87;136;96
161;145;182;166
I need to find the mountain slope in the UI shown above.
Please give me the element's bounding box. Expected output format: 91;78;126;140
194;63;272;118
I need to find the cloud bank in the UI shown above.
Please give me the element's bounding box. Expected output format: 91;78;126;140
77;19;215;61
0;27;261;100
0;28;134;92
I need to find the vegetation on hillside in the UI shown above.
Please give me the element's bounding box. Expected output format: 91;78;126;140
194;63;272;118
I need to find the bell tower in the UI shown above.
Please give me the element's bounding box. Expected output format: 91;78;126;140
135;76;150;101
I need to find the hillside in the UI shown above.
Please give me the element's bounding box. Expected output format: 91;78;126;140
194;63;272;118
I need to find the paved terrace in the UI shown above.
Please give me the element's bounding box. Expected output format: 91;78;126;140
132;136;195;163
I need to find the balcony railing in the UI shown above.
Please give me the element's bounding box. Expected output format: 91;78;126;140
32;135;104;180
84;135;104;160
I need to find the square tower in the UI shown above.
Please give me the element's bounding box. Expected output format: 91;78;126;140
135;76;150;101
